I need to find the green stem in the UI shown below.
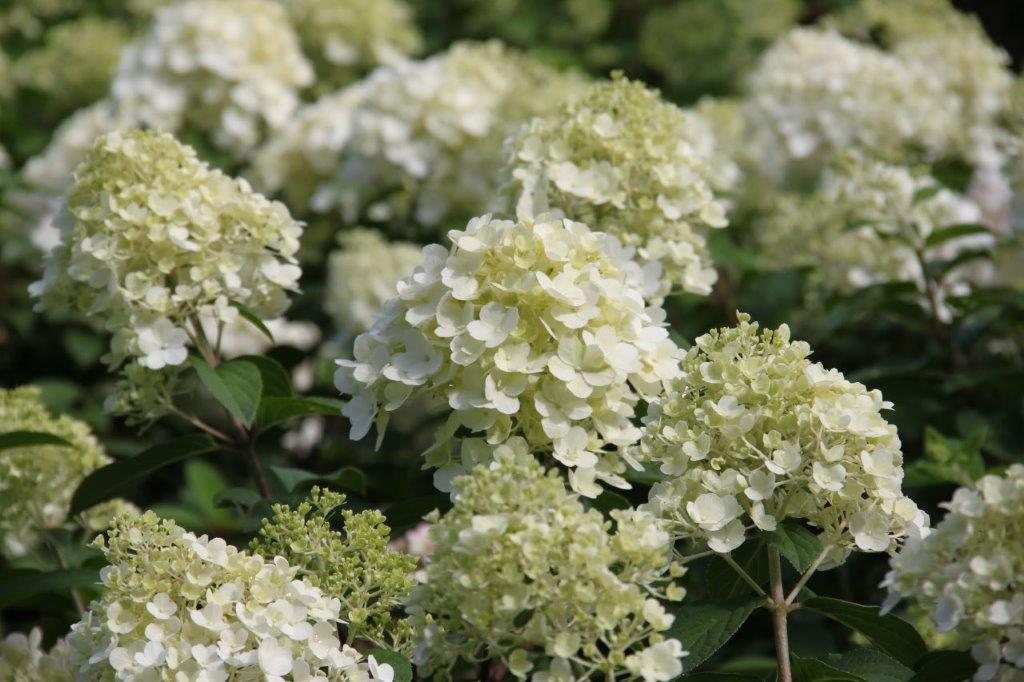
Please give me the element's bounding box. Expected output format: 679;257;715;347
723;552;767;597
769;548;792;682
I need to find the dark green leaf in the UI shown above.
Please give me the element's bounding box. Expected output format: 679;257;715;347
766;521;823;572
624;462;667;486
924;223;991;248
63;329;104;368
803;597;927;668
683;674;762;681
667;598;763;671
231;302;275;343
365;649;412;682
190;356;263;427
706;540;768;600
257;396;344;430
587;490;632;517
0;569;99;608
911;186;942;204
267;466;320;494
827;648;914;682
904;427;984;487
236;355;292;397
910;650;978;682
69;434;217;515
384;493;452;534
0;430;73;451
327;466;367;497
791;655;861;682
213;486;262;509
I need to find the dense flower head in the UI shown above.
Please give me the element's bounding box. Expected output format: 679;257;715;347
64;511;392;680
279;0;421;90
757;155;994;320
0;629;75;681
30;129;303;416
335;213;683;497
882;466;1024;681
637;315;927;561
745;27;959;176
507;75;728;300
325;229;424;335
320;40;587;238
0;386;121;559
11;17;129;112
111;0;313;156
407;444;687;680
251;487;418;652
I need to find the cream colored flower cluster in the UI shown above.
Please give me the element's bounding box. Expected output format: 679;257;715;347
407;442;687;681
336;213;682;497
507;76;728;300
111;0;313;156
0;629;74;681
882;466;1024;681
320;41;586;237
758;155;993;320
30;130;303;414
637;315;927;560
63;511;393;681
745;27;959;175
0;386;132;560
326;229;423;335
279;0;421;90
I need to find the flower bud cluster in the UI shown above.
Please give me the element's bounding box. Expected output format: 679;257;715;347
65;511;393;680
336;213;682;497
111;0;313;155
638;315;927;560
507;76;728;299
882;466;1024;681
407;443;687;681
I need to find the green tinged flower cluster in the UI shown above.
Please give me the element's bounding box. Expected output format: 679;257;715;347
0;386;129;560
251;487;418;651
508;76;728;300
408;441;687;681
883;466;1024;679
31;129;303;420
11;17;129;112
0;629;74;681
638;315;927;563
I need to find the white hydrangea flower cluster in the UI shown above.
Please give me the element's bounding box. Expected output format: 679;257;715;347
507;76;728;300
758;155;994;321
407;443;687;681
325;229;423;335
318;41;586;237
637;315;927;561
279;0;422;89
336;213;683;497
0;629;75;681
30;130;303;415
64;511;393;681
882;466;1024;681
111;0;313;156
745;28;959;175
0;386;134;560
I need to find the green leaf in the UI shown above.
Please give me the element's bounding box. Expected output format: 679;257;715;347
257;396;344;430
803;597;927;668
69;434;217;515
911;186;942;204
624;462;667;486
766;521;823;572
0;568;99;608
587;490;632;517
327;466;367;497
924;223;991;248
910;650;978;682
63;329;104;368
236;355;292;397
791;655;861;682
904;426;984;487
267;466;321;495
190;356;263;427
827;648;914;682
231;302;275;343
384;493;452;534
213;486;262;509
667;598;763;672
365;649;412;682
706;540;768;600
683;674;762;681
0;430;73;451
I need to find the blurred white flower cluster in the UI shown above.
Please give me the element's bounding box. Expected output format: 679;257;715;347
64;511;394;681
638;315;927;560
279;0;421;90
407;443;687;681
336;213;682;497
30;130;302;417
759;155;994;321
0;386;134;560
310;41;586;237
325;229;423;335
882;466;1024;681
508;76;728;300
0;629;74;680
745;27;959;176
111;0;313;156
